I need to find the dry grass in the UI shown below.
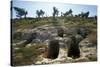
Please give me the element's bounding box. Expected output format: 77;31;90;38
12;44;47;66
87;30;97;45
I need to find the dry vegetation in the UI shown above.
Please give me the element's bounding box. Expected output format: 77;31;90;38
12;44;47;66
11;16;97;66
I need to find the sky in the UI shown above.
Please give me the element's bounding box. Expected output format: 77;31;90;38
12;0;97;18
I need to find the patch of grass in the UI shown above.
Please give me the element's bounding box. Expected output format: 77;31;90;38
64;17;96;25
12;44;47;66
12;18;50;29
86;54;97;61
87;30;97;45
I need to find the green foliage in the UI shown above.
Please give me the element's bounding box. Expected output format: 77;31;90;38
12;45;46;66
64;9;73;17
14;7;28;19
75;11;90;19
36;9;45;19
64;16;96;25
53;7;59;17
12;18;50;29
52;7;59;26
40;9;45;17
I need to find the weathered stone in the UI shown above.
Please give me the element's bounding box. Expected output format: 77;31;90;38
65;26;89;38
14;32;37;48
36;31;51;42
12;31;22;40
77;27;89;38
24;32;37;44
57;28;64;37
75;34;83;43
47;39;59;59
15;40;27;48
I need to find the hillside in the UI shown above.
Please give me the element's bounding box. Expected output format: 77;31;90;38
11;17;97;66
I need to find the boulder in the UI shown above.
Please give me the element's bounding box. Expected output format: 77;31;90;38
57;28;64;37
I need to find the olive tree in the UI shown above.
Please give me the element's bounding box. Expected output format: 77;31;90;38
14;7;28;19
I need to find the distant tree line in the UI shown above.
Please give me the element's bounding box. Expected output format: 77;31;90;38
12;6;97;20
63;9;73;17
75;11;90;18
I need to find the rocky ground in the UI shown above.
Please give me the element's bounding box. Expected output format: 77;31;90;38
12;23;97;65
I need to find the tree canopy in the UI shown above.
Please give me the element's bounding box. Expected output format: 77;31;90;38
64;9;73;17
53;7;59;17
14;7;28;19
36;9;45;19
